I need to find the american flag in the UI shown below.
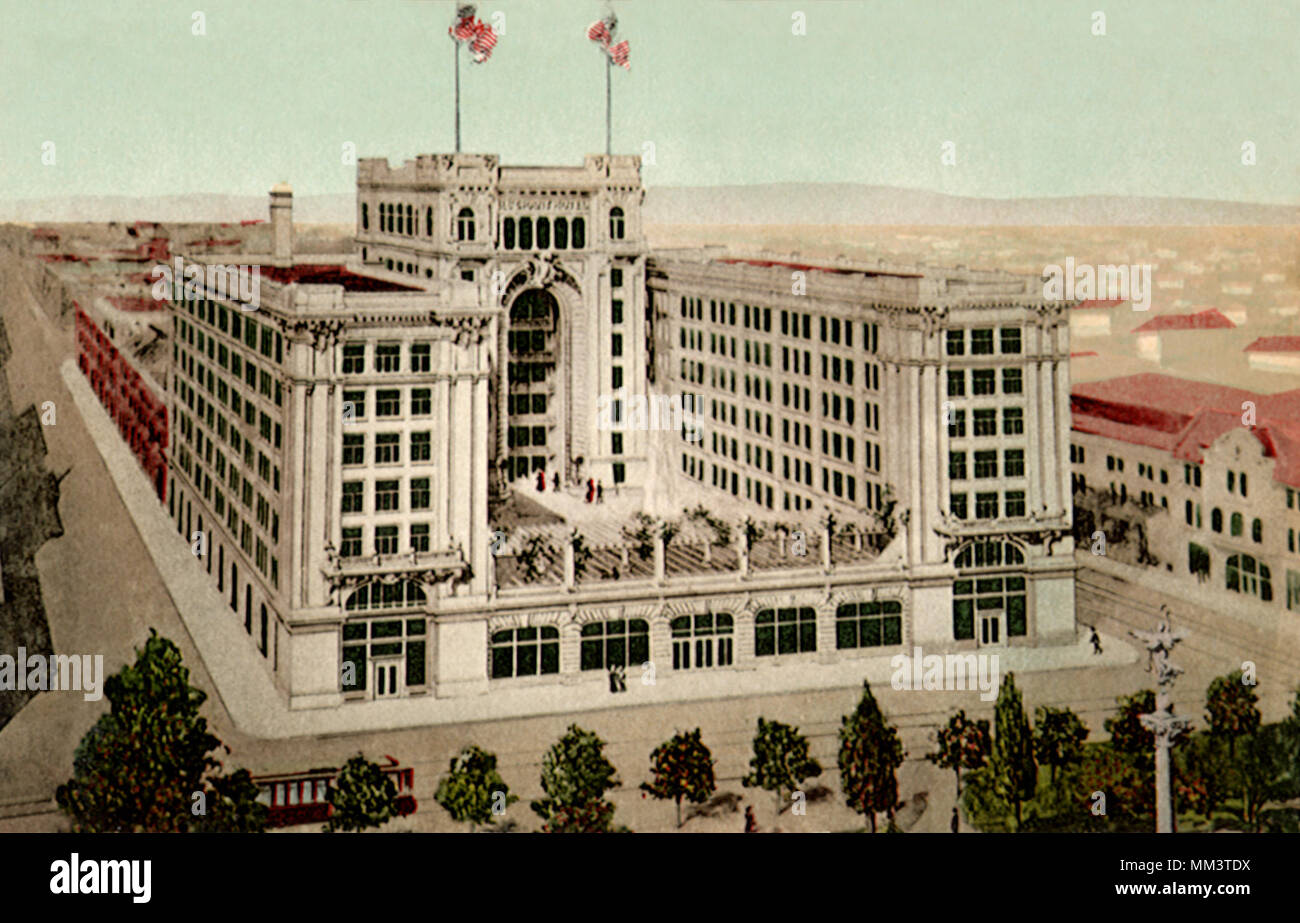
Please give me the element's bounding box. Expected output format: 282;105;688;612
587;15;630;69
449;4;497;63
608;39;630;70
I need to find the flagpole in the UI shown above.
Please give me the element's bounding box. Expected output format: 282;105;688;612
605;53;612;156
455;40;462;153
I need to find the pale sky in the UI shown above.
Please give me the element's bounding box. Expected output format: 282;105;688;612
1;0;1297;202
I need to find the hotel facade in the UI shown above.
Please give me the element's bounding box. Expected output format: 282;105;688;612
159;152;1078;713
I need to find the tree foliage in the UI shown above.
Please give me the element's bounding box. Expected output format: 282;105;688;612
838;682;905;832
742;717;822;813
326;754;398;832
1105;689;1157;771
1033;705;1089;783
532;724;621;832
55;630;266;833
640;728;716;828
434;745;516;832
989;672;1037;828
928;709;991;798
1205;670;1261;756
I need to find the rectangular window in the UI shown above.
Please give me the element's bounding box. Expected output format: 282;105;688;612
410;342;431;372
1002;368;1023;394
611;300;624;325
971;329;994;354
411;388;431;415
973;409;997;436
411;431;431;462
344;389;366;419
410;477;431;510
611;333;623;357
375;480;400;512
946;330;964;356
375;432;400;464
342;481;364;514
1003;407;1024;435
974;450;998;479
948;409;966;438
947;370;965;397
374;525;399;555
949;451;967;480
375;343;401;373
1004;449;1025;478
1005;490;1025;517
341;527;362;557
376;389;400;417
950;493;967;519
975;492;999;519
972;369;996;395
1000;327;1022;354
410;523;430;553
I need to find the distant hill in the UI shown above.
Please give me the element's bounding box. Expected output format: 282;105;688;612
2;185;1297;226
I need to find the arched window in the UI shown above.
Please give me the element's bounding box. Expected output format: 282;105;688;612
1252;518;1262;543
491;626;560;678
1226;554;1272;600
380;203;388;232
361;203;369;231
346;581;427;612
572;217;585;249
1230;512;1243;537
510;288;557;329
536;217;550;249
609;206;625;240
1211;508;1223;532
426;206;433;237
405;204;413;236
954;540;1024;569
502;217;515;249
456;207;475;242
554;217;568;249
259;604;268;655
671;613;734;669
755;607;816;656
518;217;533;250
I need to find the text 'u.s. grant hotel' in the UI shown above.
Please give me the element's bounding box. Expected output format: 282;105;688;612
163;153;1076;714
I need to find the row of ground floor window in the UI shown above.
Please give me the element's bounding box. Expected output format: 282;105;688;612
1187;542;1300;609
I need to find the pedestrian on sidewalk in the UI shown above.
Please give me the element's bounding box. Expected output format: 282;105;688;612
744;805;757;833
536;469;545;492
596;481;604;503
1089;625;1103;655
553;471;560;492
586;478;595;503
950;806;960;833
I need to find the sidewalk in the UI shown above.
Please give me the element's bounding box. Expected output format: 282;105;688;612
64;358;1139;739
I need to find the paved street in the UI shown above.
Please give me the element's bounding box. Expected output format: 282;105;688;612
1;248;1296;833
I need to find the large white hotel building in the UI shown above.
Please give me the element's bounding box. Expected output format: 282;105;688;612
162;152;1077;712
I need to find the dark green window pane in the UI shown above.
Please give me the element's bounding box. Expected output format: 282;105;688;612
372;620;403;638
882;601;902;614
343;624;367;641
672;616;691;636
977;596;1003;611
1007;597;1027;636
953;580;973;596
778;623;797;654
406;641;426;686
862;618;881;648
882;616;902;646
371;642;402;657
581;639;603;670
756;625;775;656
517;643;539;676
799;621;817;652
517;626;537;642
975;578;1003;594
492;646;514;678
607;637;626;667
343;646;367;690
540;641;559;674
836;619;858;649
581;623;603;637
406;619;426;636
1006;577;1025;592
953;600;974;640
756;609;774;625
835;604;854;620
630;634;649;665
862;602;881;616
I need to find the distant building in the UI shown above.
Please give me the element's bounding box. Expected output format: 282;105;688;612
1131;308;1235;363
1245;336;1300;374
1070;373;1300;615
1071;298;1127;338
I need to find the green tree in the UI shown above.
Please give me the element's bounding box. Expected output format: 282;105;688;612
1105;689;1157;770
1033;705;1089;783
928;710;991;803
1205;670;1261;758
640;728;716;828
989;672;1036;829
326;754;398;832
55;630;265;833
742;717;822;815
838;681;905;832
532;724;621;833
434;745;517;832
1175;732;1233;823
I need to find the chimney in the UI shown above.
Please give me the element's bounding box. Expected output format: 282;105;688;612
269;182;293;266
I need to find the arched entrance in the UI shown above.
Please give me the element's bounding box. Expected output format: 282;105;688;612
505;288;561;483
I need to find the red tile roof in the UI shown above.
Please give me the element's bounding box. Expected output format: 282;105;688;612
1070;351;1099;358
1072;373;1300;488
258;263;420;293
1244;336;1300;353
1131;308;1234;333
715;258;921;279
